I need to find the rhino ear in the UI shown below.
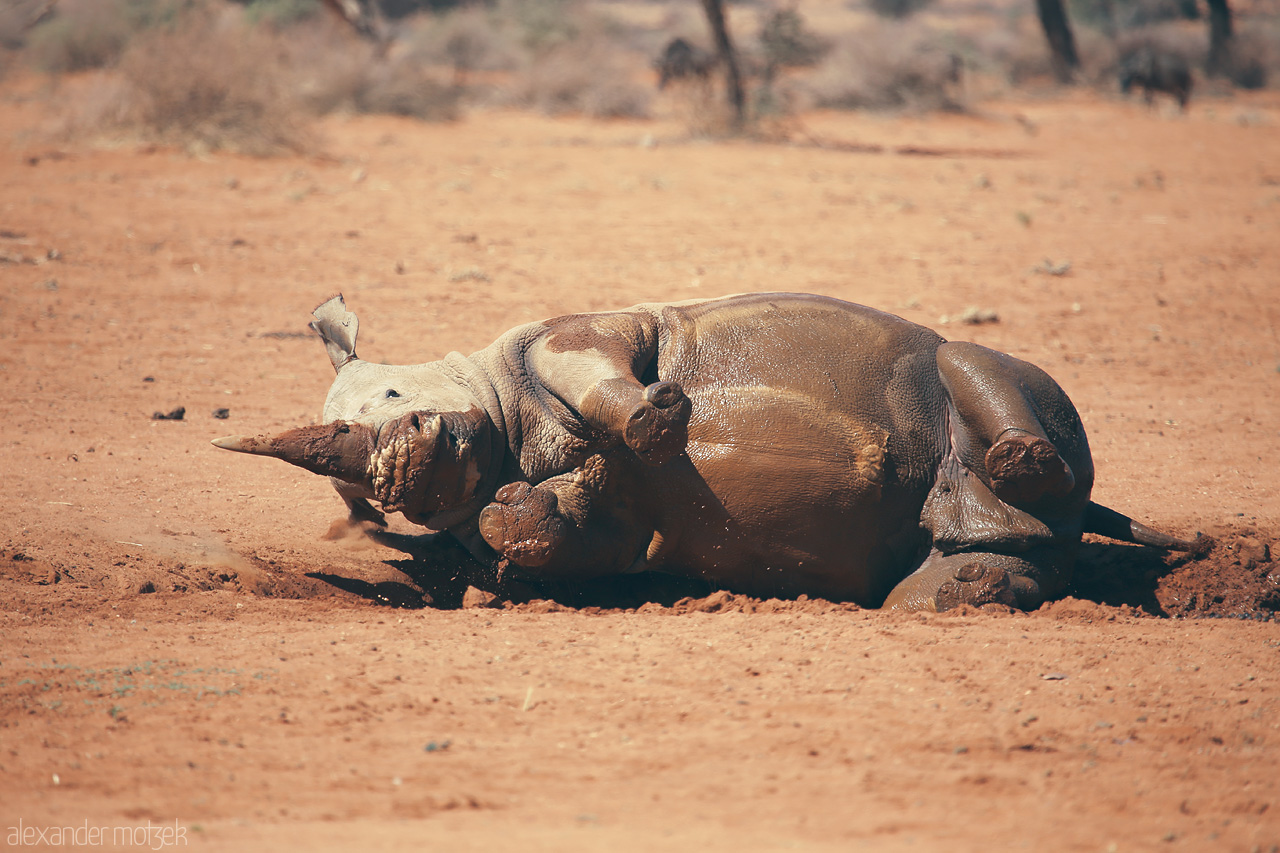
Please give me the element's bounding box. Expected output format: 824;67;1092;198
310;294;359;373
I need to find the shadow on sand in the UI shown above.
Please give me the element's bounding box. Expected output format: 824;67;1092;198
1065;540;1190;616
305;529;1237;616
307;528;715;611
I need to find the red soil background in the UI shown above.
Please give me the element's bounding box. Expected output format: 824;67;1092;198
1;80;1278;850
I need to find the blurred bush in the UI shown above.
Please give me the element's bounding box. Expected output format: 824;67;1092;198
506;30;653;118
405;0;652;118
239;0;324;27
403;5;523;87
1223;26;1277;89
805;22;964;111
351;59;461;118
22;0;1275;155
111;8;314;154
25;0;198;72
758;6;829;71
867;0;938;21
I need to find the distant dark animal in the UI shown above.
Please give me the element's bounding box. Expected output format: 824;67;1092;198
1120;47;1193;109
654;37;718;90
214;293;1197;613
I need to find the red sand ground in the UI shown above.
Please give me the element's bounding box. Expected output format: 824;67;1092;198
1;80;1279;850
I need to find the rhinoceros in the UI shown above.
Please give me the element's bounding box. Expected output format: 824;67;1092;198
1119;46;1192;110
213;293;1194;611
655;37;717;90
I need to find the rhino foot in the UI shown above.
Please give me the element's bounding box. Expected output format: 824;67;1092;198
478;481;567;567
984;431;1075;506
624;381;691;465
884;549;1056;612
935;562;1019;611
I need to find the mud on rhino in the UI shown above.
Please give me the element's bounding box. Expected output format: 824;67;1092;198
214;293;1196;611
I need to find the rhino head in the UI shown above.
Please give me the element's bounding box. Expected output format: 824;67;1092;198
213;296;501;529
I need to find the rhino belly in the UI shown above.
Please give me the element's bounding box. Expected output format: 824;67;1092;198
668;385;926;604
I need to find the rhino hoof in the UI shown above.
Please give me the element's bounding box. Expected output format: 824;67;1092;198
478;482;567;568
624;381;691;465
935;562;1019;611
985;433;1075;506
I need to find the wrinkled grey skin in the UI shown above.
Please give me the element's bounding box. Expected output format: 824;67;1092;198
214;293;1194;611
1120;46;1192;110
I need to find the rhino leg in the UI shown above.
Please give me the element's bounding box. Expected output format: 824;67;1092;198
477;481;568;568
936;341;1090;507
528;312;691;465
477;453;655;578
905;342;1094;612
583;378;691;465
984;431;1074;506
882;547;1072;612
337;489;387;527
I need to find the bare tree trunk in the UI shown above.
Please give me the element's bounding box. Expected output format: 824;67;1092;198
1205;0;1234;77
1035;0;1080;84
699;0;746;130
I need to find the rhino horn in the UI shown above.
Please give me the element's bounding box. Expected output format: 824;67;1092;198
211;422;376;487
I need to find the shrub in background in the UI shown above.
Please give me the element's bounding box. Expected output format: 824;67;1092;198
111;8;314;154
352;58;461;118
805;22;964;111
758;6;829;71
867;0;938;21
499;0;581;53
25;0;197;72
27;2;137;71
381;0;469;17
0;0;53;51
272;14;459;120
440;1;653;119
403;5;523;87
1223;26;1277;88
240;0;324;27
278;17;379;114
1113;24;1204;67
512;32;653;118
1109;0;1200;28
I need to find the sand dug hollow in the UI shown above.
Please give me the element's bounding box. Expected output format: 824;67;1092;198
1;81;1278;850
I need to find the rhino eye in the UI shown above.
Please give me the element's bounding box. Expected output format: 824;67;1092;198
385;389;400;398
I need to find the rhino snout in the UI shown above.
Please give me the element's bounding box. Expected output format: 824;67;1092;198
372;411;446;513
369;408;495;525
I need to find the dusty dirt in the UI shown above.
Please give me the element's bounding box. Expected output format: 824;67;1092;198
2;77;1279;850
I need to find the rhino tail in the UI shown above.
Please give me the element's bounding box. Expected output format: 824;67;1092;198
310;294;359;373
1083;501;1206;552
